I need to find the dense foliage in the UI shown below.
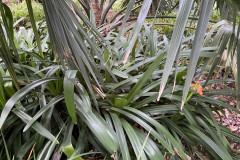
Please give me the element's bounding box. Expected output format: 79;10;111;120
11;1;44;25
0;0;240;159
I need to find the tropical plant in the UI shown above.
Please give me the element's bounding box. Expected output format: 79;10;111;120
0;0;240;159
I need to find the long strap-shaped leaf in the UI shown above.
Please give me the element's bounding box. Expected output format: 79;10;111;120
0;72;6;108
127;53;164;103
157;0;193;101
65;0;118;83
115;0;135;42
111;107;175;155
110;1;142;23
0;77;61;129
23;95;64;132
203;28;232;87
62;145;83;160
233;20;240;107
56;0;103;87
181;0;215;110
123;106;189;160
100;0;117;25
64;70;78;124
12;109;57;142
188;125;232;160
134;128;164;160
0;21;19;91
121;119;148;160
123;0;152;64
44;0;118;86
42;0;68;68
110;113;131;160
25;0;44;58
71;2;106;43
42;0;99;108
74;94;119;153
0;1;29;83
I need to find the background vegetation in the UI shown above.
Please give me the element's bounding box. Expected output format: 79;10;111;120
0;0;240;159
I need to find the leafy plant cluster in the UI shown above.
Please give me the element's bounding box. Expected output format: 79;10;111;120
11;1;44;25
0;0;240;160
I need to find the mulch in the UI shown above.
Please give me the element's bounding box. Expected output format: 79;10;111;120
209;70;240;154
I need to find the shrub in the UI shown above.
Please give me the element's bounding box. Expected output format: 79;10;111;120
11;1;44;25
113;0;124;12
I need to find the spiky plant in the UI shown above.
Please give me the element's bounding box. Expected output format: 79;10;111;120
0;0;240;159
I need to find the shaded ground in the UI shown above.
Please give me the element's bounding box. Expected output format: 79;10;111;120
214;106;240;153
211;71;240;154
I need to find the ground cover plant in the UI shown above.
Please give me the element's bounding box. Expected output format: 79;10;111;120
11;1;44;25
0;0;240;159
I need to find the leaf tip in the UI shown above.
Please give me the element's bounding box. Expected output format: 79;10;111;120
157;88;164;101
123;50;131;65
0;122;3;130
181;101;185;111
72;117;77;125
23;127;27;132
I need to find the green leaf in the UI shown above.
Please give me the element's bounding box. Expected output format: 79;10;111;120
110;113;131;160
63;145;83;160
1;130;10;160
64;70;78;124
75;95;119;153
25;0;44;58
0;72;6;108
100;0;117;25
23;95;64;132
204;27;232;87
137;129;151;160
12;109;57;142
195;116;230;155
37;141;51;160
114;98;128;109
1;3;13;38
104;47;111;83
121;119;147;160
44;129;62;159
135;128;164;160
0;77;61;129
123;106;188;159
158;0;193;100
188;125;232;160
0;1;30;83
111;107;175;155
127;52;165;103
17;136;35;159
115;0;135;42
181;0;215;109
0;20;19;90
112;69;129;79
123;0;152;64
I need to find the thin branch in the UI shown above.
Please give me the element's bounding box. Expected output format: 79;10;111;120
110;15;217;30
110;0;143;23
146;23;196;30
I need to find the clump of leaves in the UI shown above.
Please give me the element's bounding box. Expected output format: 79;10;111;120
11;1;44;25
1;0;240;160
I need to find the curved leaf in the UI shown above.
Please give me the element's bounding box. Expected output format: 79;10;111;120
75;95;119;153
23;95;64;132
0;77;61;129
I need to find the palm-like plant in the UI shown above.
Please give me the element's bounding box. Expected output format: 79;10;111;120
0;0;240;159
